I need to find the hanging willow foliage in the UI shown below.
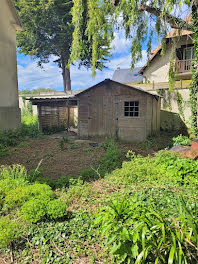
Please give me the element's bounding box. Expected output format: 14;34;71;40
71;0;198;133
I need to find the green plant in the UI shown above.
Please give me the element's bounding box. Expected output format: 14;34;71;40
20;198;48;223
59;136;69;151
172;134;191;146
80;168;98;181
47;199;67;219
0;164;28;180
0;217;22;249
99;139;122;177
0;165;28;198
55;175;74;188
84;147;93;152
0;116;41;156
4;184;54;209
43;151;54;158
155;151;198;184
95;194;198;263
62;135;69;143
35;176;56;189
67;142;78;150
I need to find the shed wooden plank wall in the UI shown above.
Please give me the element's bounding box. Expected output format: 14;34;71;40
77;81;160;142
38;102;77;132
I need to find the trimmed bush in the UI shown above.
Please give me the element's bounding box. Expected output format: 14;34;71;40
4;184;54;209
47;199;67;219
20;199;48;223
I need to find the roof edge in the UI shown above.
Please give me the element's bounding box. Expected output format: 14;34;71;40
7;0;24;31
75;79;160;99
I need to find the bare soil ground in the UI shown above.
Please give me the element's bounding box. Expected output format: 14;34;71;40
0;131;175;179
0;137;106;179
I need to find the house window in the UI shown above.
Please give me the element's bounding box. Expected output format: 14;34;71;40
124;101;139;117
184;47;194;60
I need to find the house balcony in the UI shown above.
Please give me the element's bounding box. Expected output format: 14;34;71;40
175;59;193;80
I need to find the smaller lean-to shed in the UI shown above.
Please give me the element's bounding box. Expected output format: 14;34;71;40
76;79;161;142
29;97;78;133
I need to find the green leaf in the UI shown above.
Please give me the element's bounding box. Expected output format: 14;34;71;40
168;246;176;264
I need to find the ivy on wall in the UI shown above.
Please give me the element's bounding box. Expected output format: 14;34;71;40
157;88;190;128
176;91;185;122
189;6;198;136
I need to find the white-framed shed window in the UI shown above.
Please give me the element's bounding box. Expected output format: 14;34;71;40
124;101;139;117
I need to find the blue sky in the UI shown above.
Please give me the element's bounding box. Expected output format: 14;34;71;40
16;3;190;92
17;29;154;92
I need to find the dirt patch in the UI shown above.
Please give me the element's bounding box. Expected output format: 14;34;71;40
0;137;105;179
0;132;170;180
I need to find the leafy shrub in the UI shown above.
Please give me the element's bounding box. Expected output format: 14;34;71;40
28;168;56;188
47;199;67;219
172;134;191;146
20;198;67;223
0;178;27;199
20;198;48;223
35;176;56;189
155;151;198;183
0;217;22;249
21;114;41;138
55;175;75;188
99;139;122;177
95;194;198;264
4;184;54;209
108;151;198;189
80;168;98;181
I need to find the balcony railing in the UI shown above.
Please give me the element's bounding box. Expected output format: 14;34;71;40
175;59;193;73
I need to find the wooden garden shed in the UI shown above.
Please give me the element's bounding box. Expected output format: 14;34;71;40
75;79;161;142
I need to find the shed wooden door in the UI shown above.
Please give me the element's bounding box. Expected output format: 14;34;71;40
88;95;104;136
87;95;115;137
103;95;115;136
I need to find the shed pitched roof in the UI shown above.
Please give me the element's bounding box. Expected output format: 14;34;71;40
75;79;160;99
139;14;193;74
112;67;143;83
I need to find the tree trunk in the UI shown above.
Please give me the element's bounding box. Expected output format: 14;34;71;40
65;66;71;91
61;57;71;92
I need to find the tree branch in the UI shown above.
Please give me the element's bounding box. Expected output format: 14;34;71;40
138;4;193;31
111;1;193;31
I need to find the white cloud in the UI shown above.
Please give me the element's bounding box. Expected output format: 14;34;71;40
110;32;131;55
17;50;148;91
17;60;63;90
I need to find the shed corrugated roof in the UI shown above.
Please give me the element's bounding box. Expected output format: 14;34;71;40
27;91;81;104
112;67;143;83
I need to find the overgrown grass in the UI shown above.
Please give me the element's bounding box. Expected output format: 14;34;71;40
1;138;198;263
0;114;41;157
